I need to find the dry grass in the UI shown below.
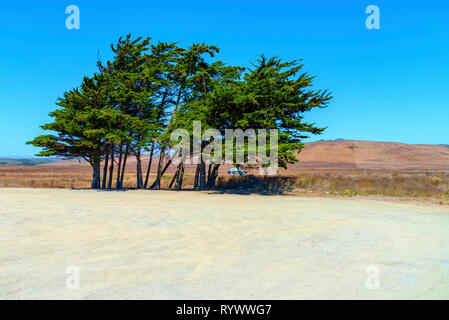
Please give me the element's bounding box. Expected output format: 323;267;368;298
0;165;197;189
216;172;449;203
1;165;448;203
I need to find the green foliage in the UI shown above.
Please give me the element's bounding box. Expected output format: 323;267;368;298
174;54;331;169
27;35;331;189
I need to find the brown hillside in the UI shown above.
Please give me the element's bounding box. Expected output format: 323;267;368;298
36;140;449;172
294;140;449;170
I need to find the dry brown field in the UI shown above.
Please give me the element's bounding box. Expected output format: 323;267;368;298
1;140;448;203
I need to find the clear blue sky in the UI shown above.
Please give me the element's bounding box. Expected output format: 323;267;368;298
1;0;448;157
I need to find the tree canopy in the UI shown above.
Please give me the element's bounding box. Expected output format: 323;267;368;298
27;35;331;190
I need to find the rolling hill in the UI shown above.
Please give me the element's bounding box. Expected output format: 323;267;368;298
293;140;449;170
0;158;57;166
28;140;449;171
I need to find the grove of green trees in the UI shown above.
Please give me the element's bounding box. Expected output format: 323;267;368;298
27;35;331;190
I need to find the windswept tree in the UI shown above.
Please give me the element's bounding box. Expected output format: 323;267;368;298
100;35;157;189
150;43;225;190
142;41;182;188
167;55;331;190
28;35;331;190
27;73;117;188
168;61;243;190
218;55;332;170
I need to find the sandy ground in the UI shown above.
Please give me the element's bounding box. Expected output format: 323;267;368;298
0;188;448;299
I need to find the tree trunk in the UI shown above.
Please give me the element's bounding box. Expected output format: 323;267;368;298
119;145;129;189
194;164;200;190
136;150;143;189
150;157;173;189
143;141;155;189
108;145;114;189
116;144;123;189
97;164;101;188
151;146;165;190
168;166;179;189
175;163;184;190
199;160;206;190
101;150;109;189
91;165;96;189
206;164;220;190
207;163;212;183
92;164;101;189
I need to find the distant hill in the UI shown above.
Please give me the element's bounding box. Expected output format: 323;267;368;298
0;158;57;166
293;140;449;170
28;140;449;171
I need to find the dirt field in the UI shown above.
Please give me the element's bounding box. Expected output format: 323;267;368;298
0;188;448;299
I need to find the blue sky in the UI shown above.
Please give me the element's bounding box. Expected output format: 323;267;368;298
0;0;448;156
